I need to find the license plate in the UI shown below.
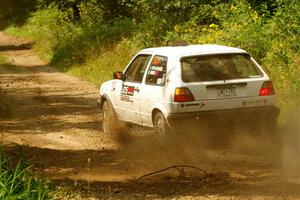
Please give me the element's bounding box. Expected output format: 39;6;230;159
217;87;236;97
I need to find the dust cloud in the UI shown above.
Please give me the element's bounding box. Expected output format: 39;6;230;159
110;124;210;177
110;109;300;180
281;106;300;178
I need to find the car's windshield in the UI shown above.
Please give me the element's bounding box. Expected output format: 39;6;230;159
181;54;262;82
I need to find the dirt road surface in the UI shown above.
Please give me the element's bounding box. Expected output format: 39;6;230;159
0;32;300;199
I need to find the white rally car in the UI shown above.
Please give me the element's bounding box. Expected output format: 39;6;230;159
99;45;279;136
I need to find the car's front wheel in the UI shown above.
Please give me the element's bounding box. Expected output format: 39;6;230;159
102;100;120;137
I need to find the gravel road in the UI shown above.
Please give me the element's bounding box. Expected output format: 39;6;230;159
0;32;300;200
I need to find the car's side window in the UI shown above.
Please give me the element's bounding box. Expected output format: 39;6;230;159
145;55;168;86
124;54;152;83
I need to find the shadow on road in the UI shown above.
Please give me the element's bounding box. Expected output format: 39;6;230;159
0;62;101;136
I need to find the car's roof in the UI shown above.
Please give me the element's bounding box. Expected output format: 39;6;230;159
139;44;247;57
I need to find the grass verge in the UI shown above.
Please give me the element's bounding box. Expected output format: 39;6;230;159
0;149;49;199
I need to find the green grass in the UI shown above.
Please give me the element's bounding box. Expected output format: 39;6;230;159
0;150;49;199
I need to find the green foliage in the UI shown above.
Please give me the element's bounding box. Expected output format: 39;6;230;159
0;0;38;29
69;37;142;84
165;0;300;116
4;0;300;121
6;6;72;61
0;150;49;199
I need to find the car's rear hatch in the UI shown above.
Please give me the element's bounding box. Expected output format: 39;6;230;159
179;53;274;111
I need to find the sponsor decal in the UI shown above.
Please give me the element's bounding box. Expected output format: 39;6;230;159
127;86;134;94
148;70;160;76
120;94;133;102
121;85;135;96
157;78;162;85
151;66;163;71
120;85;135;102
151;57;161;65
111;81;117;92
149;70;156;75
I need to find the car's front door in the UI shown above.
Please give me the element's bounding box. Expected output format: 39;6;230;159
114;54;152;124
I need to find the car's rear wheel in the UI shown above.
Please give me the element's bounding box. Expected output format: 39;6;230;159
153;111;171;138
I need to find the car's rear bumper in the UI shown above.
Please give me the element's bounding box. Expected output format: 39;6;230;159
167;106;279;127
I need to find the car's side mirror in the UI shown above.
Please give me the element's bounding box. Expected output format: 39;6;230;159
113;71;124;80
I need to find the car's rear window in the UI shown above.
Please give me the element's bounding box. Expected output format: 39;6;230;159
181;54;263;82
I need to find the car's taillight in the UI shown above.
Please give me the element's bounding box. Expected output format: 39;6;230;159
174;87;195;102
259;81;275;96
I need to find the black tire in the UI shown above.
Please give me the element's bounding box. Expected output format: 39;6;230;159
102;100;120;137
153;111;171;138
102;100;130;145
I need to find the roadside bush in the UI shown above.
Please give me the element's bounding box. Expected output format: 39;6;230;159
6;6;72;61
